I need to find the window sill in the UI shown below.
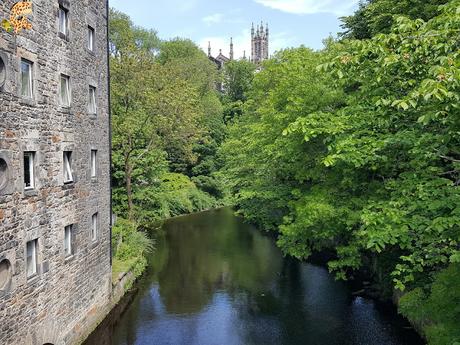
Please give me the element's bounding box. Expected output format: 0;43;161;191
24;189;38;197
27;273;40;285
58;32;70;41
64;255;75;263
91;240;99;249
62;182;75;190
86;48;96;56
59;106;72;114
88;112;97;119
19;97;36;107
0;288;11;299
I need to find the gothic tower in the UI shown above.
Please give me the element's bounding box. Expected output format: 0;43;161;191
230;37;234;60
251;22;269;64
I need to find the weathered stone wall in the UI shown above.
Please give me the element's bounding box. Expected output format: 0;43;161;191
0;1;111;344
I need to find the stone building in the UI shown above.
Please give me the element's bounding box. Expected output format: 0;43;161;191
207;38;233;70
207;22;269;69
251;22;269;64
0;1;111;344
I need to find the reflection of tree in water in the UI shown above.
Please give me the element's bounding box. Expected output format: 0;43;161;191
235;258;310;345
155;208;283;315
84;209;423;345
237;258;353;345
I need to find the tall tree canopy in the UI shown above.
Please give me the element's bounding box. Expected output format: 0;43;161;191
221;2;460;342
340;0;450;39
109;9;225;224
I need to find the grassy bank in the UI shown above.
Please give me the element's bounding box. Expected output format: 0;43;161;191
111;218;154;285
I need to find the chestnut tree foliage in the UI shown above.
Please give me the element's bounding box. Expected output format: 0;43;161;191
221;2;459;343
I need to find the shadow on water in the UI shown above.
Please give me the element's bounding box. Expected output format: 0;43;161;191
84;208;425;345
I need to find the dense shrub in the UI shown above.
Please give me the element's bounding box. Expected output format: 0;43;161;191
400;264;460;345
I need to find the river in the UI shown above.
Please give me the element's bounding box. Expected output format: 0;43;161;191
84;208;424;345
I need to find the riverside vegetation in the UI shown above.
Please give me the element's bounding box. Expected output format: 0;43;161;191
109;1;460;344
108;9;230;280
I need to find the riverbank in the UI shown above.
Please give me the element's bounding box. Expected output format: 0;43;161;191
78;207;227;344
74;265;140;345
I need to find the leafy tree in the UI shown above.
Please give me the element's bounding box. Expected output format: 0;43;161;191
340;0;450;39
110;9;222;221
313;2;460;289
222;60;256;123
110;9;165;219
221;3;460;342
220;47;343;229
223;60;256;103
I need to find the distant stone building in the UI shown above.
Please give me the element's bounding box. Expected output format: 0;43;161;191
207;22;269;69
207;38;233;70
0;1;111;344
251;22;269;64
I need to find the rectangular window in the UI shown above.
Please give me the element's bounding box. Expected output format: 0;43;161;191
91;150;97;178
63;151;73;183
64;225;73;257
91;213;98;241
24;151;35;190
88;26;95;51
60;74;71;107
58;6;68;37
20;59;33;99
88;86;97;114
26;239;38;278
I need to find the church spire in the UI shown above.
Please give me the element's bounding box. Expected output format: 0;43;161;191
208;41;211;57
230;37;234;60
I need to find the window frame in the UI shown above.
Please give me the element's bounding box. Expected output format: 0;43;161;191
88;25;95;52
20;59;33;99
0;55;7;89
88;85;97;114
63;151;73;184
23;151;35;190
58;5;69;38
60;74;71;107
91;213;98;241
90;149;97;178
26;239;38;278
64;225;73;257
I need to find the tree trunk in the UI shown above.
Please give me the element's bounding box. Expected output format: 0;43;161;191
125;156;134;220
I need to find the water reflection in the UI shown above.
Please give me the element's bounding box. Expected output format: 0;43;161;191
84;208;424;345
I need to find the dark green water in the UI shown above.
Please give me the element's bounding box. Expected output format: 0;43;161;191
85;208;424;345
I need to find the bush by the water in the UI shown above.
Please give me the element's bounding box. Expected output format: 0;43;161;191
112;218;155;280
132;173;221;227
399;264;460;345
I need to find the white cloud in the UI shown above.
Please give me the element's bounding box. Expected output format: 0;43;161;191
203;13;224;25
202;13;224;25
254;0;359;15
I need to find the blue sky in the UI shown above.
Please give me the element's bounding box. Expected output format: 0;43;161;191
109;0;360;59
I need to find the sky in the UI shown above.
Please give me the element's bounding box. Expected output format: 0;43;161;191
109;0;360;59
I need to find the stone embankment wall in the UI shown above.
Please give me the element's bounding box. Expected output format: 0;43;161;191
0;1;112;344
